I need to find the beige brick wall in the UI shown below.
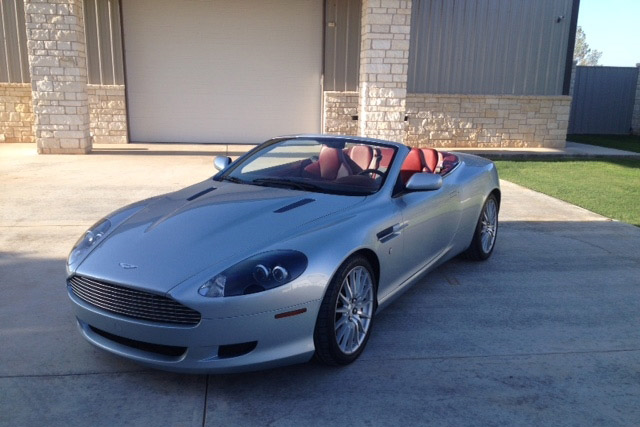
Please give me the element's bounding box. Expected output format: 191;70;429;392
1;84;128;144
405;94;571;148
323;91;571;148
358;0;412;142
24;0;91;153
324;91;359;136
0;83;35;143
88;85;128;143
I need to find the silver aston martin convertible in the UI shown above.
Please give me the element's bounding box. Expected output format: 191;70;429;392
67;135;500;373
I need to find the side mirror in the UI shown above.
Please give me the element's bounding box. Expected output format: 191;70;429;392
214;156;231;171
405;173;443;191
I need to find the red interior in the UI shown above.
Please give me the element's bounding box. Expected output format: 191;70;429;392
377;147;395;168
349;145;374;170
399;148;459;184
439;151;459;175
421;148;438;172
303;144;458;186
304;146;353;180
399;148;425;184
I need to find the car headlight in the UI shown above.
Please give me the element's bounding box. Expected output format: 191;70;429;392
198;250;308;298
68;218;111;266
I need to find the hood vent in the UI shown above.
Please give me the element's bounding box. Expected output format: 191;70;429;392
187;187;216;201
274;198;315;213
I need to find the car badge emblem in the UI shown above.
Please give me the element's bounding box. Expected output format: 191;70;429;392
119;262;138;269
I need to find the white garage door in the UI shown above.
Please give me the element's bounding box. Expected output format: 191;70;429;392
122;0;322;143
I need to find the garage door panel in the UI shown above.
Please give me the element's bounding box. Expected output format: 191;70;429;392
122;0;322;143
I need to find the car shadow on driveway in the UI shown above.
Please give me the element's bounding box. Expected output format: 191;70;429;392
1;220;639;426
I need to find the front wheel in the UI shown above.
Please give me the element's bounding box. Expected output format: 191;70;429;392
463;194;499;261
314;255;376;365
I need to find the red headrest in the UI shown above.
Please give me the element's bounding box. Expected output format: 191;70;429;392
350;145;374;170
400;148;425;184
420;148;438;173
401;148;424;172
304;146;351;180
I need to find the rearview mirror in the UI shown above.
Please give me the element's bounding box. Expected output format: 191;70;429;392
405;173;442;191
214;156;231;171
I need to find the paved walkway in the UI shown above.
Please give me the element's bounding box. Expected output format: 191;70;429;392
1;143;639;426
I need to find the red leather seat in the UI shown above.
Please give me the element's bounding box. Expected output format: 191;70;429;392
400;148;444;184
439;151;459;174
304;146;353;180
420;148;438;173
349;145;374;170
400;148;425;185
378;147;395;168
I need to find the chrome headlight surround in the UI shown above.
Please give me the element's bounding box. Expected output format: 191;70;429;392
67;218;112;266
198;250;308;298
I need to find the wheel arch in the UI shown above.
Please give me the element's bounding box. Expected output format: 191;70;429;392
312;246;381;365
350;248;380;289
489;188;501;210
324;248;381;306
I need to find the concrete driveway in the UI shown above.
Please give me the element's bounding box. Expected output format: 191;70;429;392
1;144;639;426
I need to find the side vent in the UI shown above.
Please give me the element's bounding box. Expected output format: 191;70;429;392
187;187;216;201
274;198;315;213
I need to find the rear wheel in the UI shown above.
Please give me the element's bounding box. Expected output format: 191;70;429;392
314;255;376;365
463;194;498;261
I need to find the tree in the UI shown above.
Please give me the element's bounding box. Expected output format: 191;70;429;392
574;26;602;66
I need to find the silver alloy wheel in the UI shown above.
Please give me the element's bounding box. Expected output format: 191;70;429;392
480;198;498;253
334;266;374;355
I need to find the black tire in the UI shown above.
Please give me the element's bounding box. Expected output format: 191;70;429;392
462;194;499;261
314;255;377;365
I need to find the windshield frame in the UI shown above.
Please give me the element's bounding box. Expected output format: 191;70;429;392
214;136;400;196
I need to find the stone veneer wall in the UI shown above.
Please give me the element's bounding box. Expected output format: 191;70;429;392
323;92;571;148
24;0;91;153
405;94;571;148
0;83;35;143
87;85;128;143
0;84;127;144
324;92;359;136
632;64;640;135
357;0;412;142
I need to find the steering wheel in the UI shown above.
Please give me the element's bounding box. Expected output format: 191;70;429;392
357;169;385;178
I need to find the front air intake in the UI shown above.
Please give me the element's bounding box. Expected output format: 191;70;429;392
218;341;257;358
90;326;187;357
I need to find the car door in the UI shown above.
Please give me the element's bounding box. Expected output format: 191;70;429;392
374;202;409;301
397;177;462;277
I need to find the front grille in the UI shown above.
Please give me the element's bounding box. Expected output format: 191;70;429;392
69;275;201;326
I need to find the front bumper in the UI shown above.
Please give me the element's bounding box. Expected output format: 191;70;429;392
68;287;320;373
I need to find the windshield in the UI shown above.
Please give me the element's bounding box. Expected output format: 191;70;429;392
217;138;397;196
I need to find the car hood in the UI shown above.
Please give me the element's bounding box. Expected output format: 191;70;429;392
75;180;365;293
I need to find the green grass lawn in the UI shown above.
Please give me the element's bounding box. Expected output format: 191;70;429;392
495;159;640;227
567;134;640;154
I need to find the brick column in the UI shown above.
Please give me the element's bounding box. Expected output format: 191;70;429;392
358;0;412;143
24;0;91;154
632;63;640;136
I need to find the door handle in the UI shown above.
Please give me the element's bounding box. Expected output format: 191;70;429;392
377;222;407;243
392;222;407;233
